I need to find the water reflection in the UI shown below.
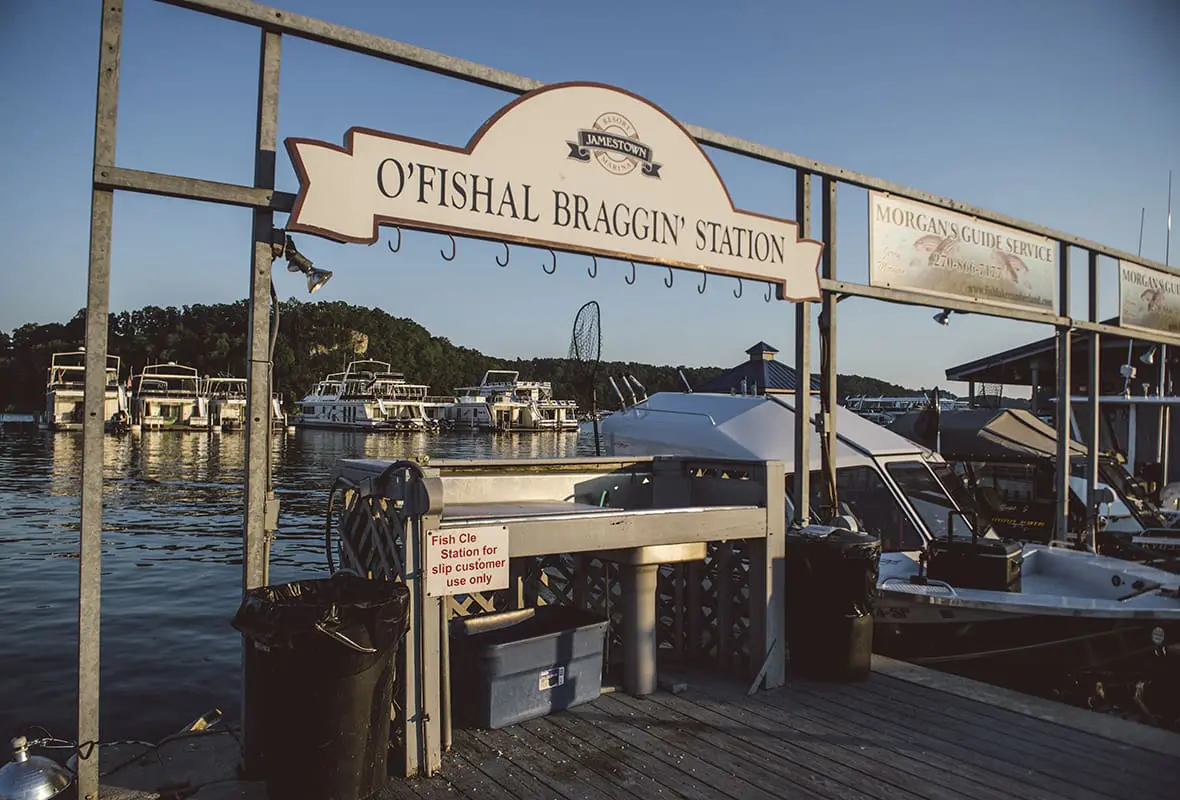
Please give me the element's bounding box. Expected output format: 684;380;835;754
0;425;595;740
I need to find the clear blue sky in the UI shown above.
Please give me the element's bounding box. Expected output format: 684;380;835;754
2;0;1177;393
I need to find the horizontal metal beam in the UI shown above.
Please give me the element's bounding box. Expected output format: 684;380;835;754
155;0;1179;279
820;279;1071;327
94;164;295;211
440;506;768;558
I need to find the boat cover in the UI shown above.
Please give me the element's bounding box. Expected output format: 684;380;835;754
886;408;1088;463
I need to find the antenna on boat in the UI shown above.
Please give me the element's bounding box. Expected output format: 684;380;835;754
1167;169;1173;266
620;375;639;406
626;374;647;403
608;375;628;408
677;367;693;393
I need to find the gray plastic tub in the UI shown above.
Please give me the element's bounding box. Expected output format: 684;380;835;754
448;606;610;729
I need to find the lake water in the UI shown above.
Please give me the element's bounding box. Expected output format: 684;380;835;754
0;424;597;743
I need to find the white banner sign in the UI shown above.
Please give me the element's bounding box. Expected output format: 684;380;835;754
425;525;509;597
1119;259;1180;336
286;82;823;301
869;192;1057;313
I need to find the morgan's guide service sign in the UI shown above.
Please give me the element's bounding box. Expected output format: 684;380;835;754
285;82;823;301
1119;260;1180;336
869;192;1057;313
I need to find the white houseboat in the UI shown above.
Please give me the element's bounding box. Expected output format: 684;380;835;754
445;370;579;432
293;360;439;432
130;362;209;431
203;376;248;431
45;348;129;432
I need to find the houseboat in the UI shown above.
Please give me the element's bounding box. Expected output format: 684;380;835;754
445;370;579;431
203;376;247;431
45;348;129;432
130;362;209;431
293;360;439;432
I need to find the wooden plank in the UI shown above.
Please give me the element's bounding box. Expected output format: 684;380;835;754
670;684;1040;800
604;692;879;800
436;750;522;800
451;729;561;800
544;708;726;800
566;697;781;800
518;717;671;798
378;773;456;800
847;675;1178;783
628;689;970;800
764;682;1109;800
507;722;639;800
780;681;1162;800
470;724;616;799
869;669;1180;766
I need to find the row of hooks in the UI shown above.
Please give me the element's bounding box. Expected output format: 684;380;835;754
385;225;775;302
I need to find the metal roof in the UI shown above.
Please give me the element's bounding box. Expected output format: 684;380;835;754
696;342;821;393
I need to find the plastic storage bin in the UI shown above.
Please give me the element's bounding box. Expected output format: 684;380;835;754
449;606;609;729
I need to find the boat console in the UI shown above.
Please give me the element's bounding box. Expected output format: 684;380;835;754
924;515;1023;592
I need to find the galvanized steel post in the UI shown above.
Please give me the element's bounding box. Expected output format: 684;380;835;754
1087;251;1101;550
819;176;838;514
78;2;124;796
792;171;812;524
241;27;281;774
1054;243;1072;543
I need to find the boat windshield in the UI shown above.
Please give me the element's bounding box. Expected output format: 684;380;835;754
886;460;990;541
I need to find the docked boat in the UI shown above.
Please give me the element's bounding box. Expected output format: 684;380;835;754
130;362;209;431
45;349;130;432
445;370;579;431
599;391;1180;684
885;407;1180;568
293;360;439;432
203;376;247;431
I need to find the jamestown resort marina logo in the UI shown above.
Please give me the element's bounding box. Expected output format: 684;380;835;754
567;112;662;178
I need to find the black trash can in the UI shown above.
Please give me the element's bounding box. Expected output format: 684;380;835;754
233;574;411;800
785;525;881;682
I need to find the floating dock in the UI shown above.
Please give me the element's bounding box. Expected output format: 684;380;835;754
92;655;1180;800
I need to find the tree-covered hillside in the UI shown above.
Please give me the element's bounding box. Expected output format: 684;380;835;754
1;301;930;413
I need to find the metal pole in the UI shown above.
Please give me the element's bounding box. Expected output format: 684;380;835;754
241;27;280;774
792;171;812;524
1158;344;1168;482
1054;242;1072;544
78;2;123;797
1087;251;1101;552
819;176;838;514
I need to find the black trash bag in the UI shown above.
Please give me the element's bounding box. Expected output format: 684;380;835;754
233;574;411;800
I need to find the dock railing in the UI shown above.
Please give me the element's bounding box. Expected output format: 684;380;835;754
328;454;786;778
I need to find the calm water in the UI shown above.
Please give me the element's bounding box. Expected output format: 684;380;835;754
0;424;596;743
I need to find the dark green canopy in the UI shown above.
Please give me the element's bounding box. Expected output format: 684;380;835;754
886;408;1088;463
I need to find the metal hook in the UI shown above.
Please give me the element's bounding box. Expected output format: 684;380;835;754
543;249;557;275
588;256;598;279
664;266;674;288
698;271;708;294
496;242;510;267
764;283;774;302
625;261;636;285
734;277;743;299
440;234;456;261
387;227;402;253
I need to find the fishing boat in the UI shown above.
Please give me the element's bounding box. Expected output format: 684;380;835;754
293;360;439;432
130;362;209;431
599;390;1180;687
203;376;247;431
445;370;579;431
885;407;1180;568
44;348;130;432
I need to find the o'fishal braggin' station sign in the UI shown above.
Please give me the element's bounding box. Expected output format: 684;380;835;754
1119;260;1180;336
869;192;1057;314
285;82;823;301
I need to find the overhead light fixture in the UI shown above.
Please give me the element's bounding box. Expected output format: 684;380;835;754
1141;346;1157;365
273;232;333;294
933;309;952;326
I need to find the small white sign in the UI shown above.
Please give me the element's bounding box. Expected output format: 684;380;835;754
425;525;510;597
539;666;566;691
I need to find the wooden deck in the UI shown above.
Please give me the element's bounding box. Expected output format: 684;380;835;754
389;657;1180;800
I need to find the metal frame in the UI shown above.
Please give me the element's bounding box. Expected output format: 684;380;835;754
78;0;1179;793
